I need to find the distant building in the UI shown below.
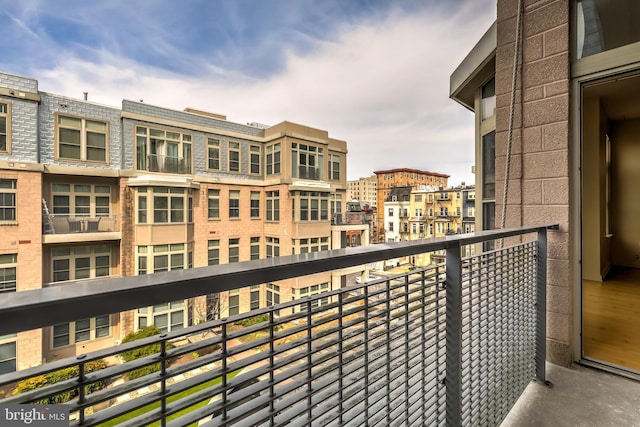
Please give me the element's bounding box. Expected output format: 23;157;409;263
373;168;449;242
347;175;377;208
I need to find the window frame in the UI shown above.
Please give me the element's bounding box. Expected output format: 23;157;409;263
0;101;11;154
136;187;190;225
0;254;17;293
208;189;220;220
51;183;111;218
208;240;220;265
0;179;17;223
229;190;240;219
266;191;280;222
250;191;260;218
207;137;221;171
249;145;261;175
135;126;192;174
250;236;260;260
229;238;240;263
52;315;111;349
228;141;241;173
55;113;109;163
266;143;281;175
51;245;111;283
328;154;341;181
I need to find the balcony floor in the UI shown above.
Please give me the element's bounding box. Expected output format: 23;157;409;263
502;363;640;426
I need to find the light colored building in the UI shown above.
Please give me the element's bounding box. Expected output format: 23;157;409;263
450;0;640;373
0;70;362;372
347;175;377;208
373;168;449;242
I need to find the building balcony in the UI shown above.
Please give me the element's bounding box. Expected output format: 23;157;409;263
42;214;121;243
0;225;586;427
331;212;369;226
146;154;191;174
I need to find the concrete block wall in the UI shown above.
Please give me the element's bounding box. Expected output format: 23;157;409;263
39;93;123;169
496;0;572;366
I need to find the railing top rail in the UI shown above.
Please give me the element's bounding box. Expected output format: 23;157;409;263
0;224;557;336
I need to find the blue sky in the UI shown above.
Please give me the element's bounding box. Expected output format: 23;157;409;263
0;0;495;183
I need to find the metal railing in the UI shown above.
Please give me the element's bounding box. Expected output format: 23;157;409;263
331;212;371;226
147;154;191;174
42;214;118;234
0;225;555;426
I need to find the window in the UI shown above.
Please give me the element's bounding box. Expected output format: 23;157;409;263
298;283;330;311
56;115;108;162
228;290;240;316
296;237;329;254
440;207;449;216
330;194;342;216
137;187;190;224
329;154;340;180
415;208;423;217
250;191;260;218
250;145;261;175
296;191;328;221
266;237;280;258
292;143;323;180
0;254;16;293
266;283;280;308
250;237;260;260
266;143;281;175
0;179;16;222
0;102;10;153
388;208;394;217
481;78;496;120
228;141;241;173
388;222;394;232
52;315;111;348
208;189;220;220
52;183;111;218
207;138;220;170
415;195;422;202
229;190;240;218
136;301;185;333
482;132;496;201
52;245;110;282
250;286;260;310
0;335;16;374
419;223;425;234
208;240;220;265
266;191;280;221
412;223;417;234
136;244;191;274
136;127;191;174
229;238;240;263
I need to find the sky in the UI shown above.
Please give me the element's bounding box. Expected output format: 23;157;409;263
0;0;495;184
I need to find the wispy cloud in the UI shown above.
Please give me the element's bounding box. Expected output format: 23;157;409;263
0;0;495;183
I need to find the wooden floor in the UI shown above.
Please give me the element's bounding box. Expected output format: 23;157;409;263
583;267;640;372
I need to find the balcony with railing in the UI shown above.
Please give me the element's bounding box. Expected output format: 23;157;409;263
1;226;557;426
331;212;370;226
147;154;191;174
42;214;120;243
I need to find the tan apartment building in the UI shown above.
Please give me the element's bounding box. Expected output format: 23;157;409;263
0;71;363;371
347;175;377;208
450;0;640;376
373;168;449;242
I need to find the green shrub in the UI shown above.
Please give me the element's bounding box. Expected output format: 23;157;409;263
13;359;108;403
234;314;269;327
120;326;172;380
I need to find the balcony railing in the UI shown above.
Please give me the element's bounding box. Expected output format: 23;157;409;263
147;154;191;174
331;212;370;226
43;214;118;234
0;225;555;426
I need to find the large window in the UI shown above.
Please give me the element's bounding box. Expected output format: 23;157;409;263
292;143;323;180
250;145;261;175
266;143;281;175
136;127;191;174
229;238;240;263
137;301;185;333
228;289;240;316
0;335;16;374
296;191;328;221
330;193;342;216
208;189;220;220
0;101;10;153
137;187;191;224
52;316;110;348
298;283;330;311
266;191;280;221
482;130;496;233
229;190;240;218
52;245;111;283
228;141;241;173
250;237;260;260
56;115;108;162
0;179;16;222
250;286;260;310
208;240;220;265
266;237;280;258
329;154;341;180
137;244;191;274
250;191;260;218
207;138;220;170
295;237;329;254
0;254;16;293
52;183;111;218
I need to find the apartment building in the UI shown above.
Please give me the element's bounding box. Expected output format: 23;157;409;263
450;0;640;374
0;70;358;371
347;175;377;208
373;168;448;242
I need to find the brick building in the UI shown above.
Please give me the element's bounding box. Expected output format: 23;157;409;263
0;71;368;371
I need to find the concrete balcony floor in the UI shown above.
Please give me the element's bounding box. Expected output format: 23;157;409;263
502;363;640;426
